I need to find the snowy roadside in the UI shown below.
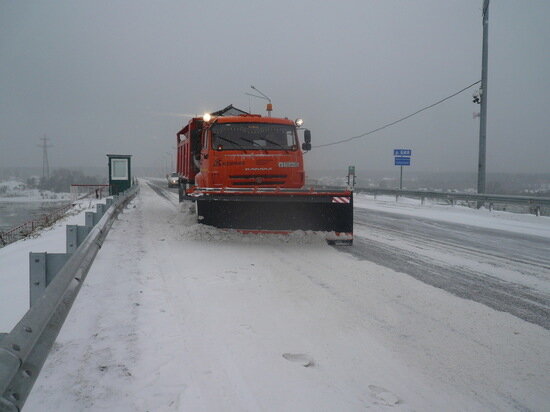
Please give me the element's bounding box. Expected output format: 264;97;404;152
23;182;550;411
354;192;550;239
0;198;103;332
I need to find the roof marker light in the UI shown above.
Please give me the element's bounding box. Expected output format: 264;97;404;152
295;118;304;127
203;113;212;122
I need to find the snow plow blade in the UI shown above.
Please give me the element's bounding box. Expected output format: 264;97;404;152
189;188;353;244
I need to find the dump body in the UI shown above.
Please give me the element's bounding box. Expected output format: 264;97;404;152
176;106;353;244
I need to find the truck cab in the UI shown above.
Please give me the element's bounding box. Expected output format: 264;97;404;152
177;106;310;191
194;115;306;189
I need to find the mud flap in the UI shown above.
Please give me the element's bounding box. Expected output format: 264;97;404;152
194;192;353;240
178;181;184;202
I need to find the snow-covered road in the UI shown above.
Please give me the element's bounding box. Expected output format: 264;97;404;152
24;181;550;411
347;208;550;329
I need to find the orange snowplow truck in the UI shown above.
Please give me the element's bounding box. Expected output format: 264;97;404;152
176;105;353;244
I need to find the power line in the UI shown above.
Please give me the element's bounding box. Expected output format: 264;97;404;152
314;80;481;148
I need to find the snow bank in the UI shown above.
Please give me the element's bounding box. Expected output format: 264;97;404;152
354;192;550;239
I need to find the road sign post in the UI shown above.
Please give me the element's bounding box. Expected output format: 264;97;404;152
347;165;356;189
393;150;411;190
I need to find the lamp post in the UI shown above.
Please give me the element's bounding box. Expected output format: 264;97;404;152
245;85;273;117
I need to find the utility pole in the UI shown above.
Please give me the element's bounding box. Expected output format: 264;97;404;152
38;135;53;179
477;0;489;194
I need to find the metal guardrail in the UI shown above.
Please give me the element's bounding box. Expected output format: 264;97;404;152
0;184;139;411
354;188;550;215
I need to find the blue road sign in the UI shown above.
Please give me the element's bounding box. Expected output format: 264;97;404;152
394;149;412;156
394;157;411;166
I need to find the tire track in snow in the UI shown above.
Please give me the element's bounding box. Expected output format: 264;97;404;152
146;181;179;207
355;209;550;271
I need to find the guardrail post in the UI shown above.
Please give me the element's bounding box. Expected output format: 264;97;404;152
395;194;399;202
66;225;92;254
421;196;425;205
66;226;78;254
85;211;96;227
96;204;106;219
29;252;70;306
29;253;46;308
535;206;541;217
106;198;113;208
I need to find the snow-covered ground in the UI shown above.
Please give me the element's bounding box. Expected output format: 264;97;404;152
354;193;550;239
0;181;541;411
0;198;102;331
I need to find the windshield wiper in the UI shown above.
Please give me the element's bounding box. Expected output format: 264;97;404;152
213;134;247;153
263;138;289;153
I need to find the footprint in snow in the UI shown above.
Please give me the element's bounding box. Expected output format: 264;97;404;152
282;353;315;367
368;384;401;406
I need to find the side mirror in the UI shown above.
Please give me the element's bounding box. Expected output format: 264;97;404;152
302;129;311;151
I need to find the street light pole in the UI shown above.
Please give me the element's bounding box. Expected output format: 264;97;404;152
246;85;273;117
477;0;489;194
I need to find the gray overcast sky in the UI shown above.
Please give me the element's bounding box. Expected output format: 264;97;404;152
1;0;549;175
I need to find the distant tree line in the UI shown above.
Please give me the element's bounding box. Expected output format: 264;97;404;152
26;169;104;193
368;172;550;195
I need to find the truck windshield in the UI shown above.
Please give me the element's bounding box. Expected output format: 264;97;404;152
211;123;297;151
